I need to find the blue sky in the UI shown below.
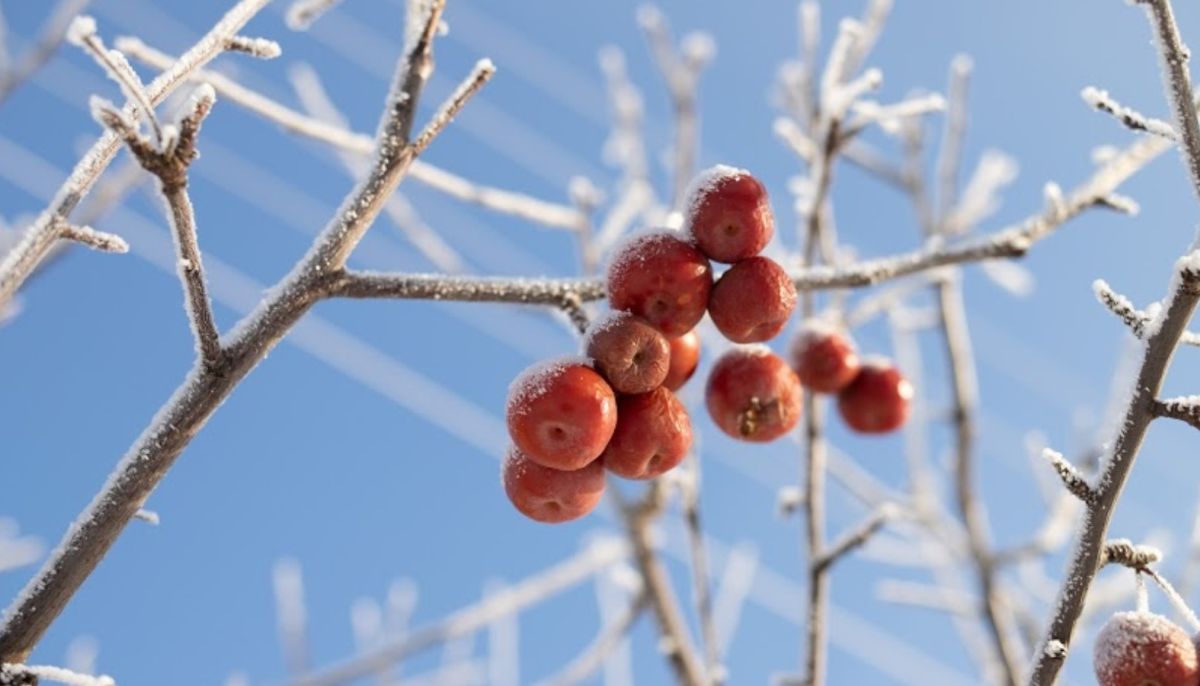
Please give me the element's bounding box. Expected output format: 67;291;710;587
3;1;1200;684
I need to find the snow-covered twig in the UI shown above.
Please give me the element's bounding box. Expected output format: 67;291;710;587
1081;86;1178;140
1152;395;1200;430
119;39;586;232
936;55;972;222
57;224;127;254
0;0;480;664
225;36;281;59
1041;448;1097;505
0;663;114;686
0;0;271;313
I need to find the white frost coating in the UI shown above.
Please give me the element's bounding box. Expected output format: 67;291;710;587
0;663;116;686
820;18;863;102
1092;144;1121;165
186;82;218;113
1042;182;1065;218
1042;639;1066;659
849;93;945;136
680;32;716;64
777;486;803;516
506;355;593;416
1093;611;1198;686
226;36;281;59
132;509;159;525
1081;86;1178;140
682;164;750;228
825;68;882;120
65;15;97;46
944;150;1018;233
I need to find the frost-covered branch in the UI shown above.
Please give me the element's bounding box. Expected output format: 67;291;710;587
1099;539;1162;569
0;0;271;312
0;663;114;686
0;0;482;664
1152;395;1200;430
1041;448;1097;505
118;39;585;232
1081;86;1178;140
57;223;127;254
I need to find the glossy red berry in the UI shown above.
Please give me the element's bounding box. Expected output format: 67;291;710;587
602;387;692;480
1094;611;1199;686
685;166;774;263
790;322;860;394
503;446;606;523
584;311;670;394
708;256;797;343
606;232;713;337
663;330;701;391
705;347;803;442
506;359;617;471
836;359;912;434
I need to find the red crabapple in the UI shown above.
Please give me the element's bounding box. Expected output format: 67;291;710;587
705;347;803;442
1093;611;1199;686
684;166;774;263
506;358;617;471
602;387;692;480
836;358;912;434
707;256;797;343
584;311;670;394
606;231;713;337
663;330;701;391
502;446;606;523
789;321;860;394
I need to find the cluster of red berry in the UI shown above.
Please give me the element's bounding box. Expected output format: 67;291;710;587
1094;611;1199;686
501;167;910;523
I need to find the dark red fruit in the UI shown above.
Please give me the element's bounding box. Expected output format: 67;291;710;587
584;311;670;394
606;232;713;337
1093;611;1199;686
602;387;692;480
685;166;774;263
790;322;860;394
836;359;912;434
705;347;803;442
663;330;701;391
506;359;617;470
503;446;606;523
708;256;797;343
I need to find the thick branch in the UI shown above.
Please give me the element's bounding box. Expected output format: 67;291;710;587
1135;0;1200;198
0;0;270;311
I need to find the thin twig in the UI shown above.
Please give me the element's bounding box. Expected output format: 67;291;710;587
1152;396;1200;429
814;506;895;574
57;224;127;254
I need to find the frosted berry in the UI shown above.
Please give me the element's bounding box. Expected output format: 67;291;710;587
836;359;912;434
503;446;606;523
606;232;713;337
602;387;692;480
708;256;797;343
1093;611;1199;686
705;347;803;442
584;311;670;394
790;322;860;394
506;359;617;471
685;166;774;263
663;330;701;391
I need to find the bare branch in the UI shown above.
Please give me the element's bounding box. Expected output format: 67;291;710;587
412;59;496;155
1152;395;1200;429
814;505;896;574
1042;448;1097;505
0;0;272;313
57;224;127;254
1081;86;1178;140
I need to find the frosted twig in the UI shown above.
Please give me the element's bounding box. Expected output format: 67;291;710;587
286;0;346;30
534;594;648;686
0;0;271;313
225;36;281;59
842;0;891;77
131;509;158;525
94;86;223;366
844;94;946;138
936;55;972;221
598;46;650;185
942;150;1018;234
1081;86;1178;140
1094;278;1200;344
285;540;626;686
1100;539;1162;569
819;19;862;107
1144;567;1200;632
68;16;163;146
0;663;114;686
1151;395;1200;430
1041;448;1097;504
119;39;585;231
814;505;896;574
0;0;91;105
0;0;474;664
57;224;127;254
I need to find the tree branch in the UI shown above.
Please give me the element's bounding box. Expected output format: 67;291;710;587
1152;395;1200;429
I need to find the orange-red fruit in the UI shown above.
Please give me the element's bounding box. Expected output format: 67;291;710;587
685;166;775;263
836;359;912;434
606;232;713;337
502;446;606;523
584;311;670;394
790;323;860;394
506;359;618;471
708;256;797;343
602;387;692;480
1093;611;1199;686
663;330;701;391
705;347;803;442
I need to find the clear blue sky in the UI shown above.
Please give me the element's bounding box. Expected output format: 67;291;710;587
3;1;1200;684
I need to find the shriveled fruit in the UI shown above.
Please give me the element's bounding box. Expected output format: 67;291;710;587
584;311;670;394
